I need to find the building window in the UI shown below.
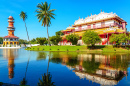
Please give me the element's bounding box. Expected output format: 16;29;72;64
101;22;105;27
106;35;107;38
12;32;14;34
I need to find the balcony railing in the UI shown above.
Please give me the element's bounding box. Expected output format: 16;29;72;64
75;23;123;31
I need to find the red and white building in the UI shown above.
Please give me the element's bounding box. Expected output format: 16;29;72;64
60;11;129;45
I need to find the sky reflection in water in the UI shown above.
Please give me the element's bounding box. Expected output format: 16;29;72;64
0;48;130;86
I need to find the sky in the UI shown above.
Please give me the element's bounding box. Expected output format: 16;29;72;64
0;0;130;40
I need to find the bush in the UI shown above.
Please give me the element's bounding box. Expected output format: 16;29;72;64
36;37;47;45
66;34;80;45
114;48;116;51
126;47;129;50
101;48;103;50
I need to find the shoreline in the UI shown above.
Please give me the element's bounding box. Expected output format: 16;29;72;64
0;47;21;49
25;46;130;53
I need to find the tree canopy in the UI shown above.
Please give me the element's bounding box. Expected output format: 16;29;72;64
50;35;62;45
30;38;38;44
36;37;47;45
0;37;3;44
35;2;56;27
109;33;129;47
55;31;64;36
19;39;29;44
66;34;80;45
20;11;27;21
82;30;101;47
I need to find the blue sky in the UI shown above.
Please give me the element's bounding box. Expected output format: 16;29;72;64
0;0;130;40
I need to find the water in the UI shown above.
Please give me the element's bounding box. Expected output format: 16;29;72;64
0;48;130;86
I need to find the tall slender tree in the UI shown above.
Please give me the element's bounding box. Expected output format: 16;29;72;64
20;11;31;47
36;2;56;46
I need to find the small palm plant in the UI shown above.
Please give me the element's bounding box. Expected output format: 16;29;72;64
36;2;56;46
20;11;31;47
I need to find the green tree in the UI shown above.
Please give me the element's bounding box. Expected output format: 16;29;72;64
127;34;130;45
20;11;31;46
44;40;48;46
19;39;29;44
31;38;38;44
82;30;101;47
55;31;64;36
36;37;47;45
0;37;3;44
109;33;129;47
66;34;80;45
109;34;120;47
36;2;56;46
119;33;128;48
50;35;62;45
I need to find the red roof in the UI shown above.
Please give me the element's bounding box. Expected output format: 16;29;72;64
3;35;19;39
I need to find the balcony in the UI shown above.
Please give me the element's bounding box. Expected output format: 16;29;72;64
7;28;15;31
75;23;123;31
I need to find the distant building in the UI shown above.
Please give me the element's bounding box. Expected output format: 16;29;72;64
3;16;19;45
60;11;129;45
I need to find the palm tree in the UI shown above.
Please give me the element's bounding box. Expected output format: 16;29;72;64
36;2;56;46
20;11;31;47
37;52;55;86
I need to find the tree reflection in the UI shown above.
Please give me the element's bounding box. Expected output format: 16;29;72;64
38;52;55;86
37;73;55;86
110;55;129;71
66;58;79;66
83;56;100;74
20;52;30;86
37;52;47;60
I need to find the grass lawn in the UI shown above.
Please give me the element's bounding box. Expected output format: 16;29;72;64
25;45;130;53
25;46;87;51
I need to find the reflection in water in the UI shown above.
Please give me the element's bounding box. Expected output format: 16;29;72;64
20;52;30;86
49;52;129;86
37;52;55;86
1;50;129;86
37;52;47;60
3;49;18;79
37;72;55;86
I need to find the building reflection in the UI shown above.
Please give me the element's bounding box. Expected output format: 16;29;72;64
50;52;129;85
3;49;18;79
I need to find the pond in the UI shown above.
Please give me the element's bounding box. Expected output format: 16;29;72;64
0;48;130;86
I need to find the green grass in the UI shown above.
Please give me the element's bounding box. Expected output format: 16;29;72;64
25;46;87;51
25;45;130;53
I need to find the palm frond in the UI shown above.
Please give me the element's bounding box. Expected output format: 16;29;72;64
35;2;56;27
20;11;27;21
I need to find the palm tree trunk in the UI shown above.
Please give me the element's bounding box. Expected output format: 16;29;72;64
47;54;50;75
46;52;50;84
46;26;51;46
24;21;31;47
